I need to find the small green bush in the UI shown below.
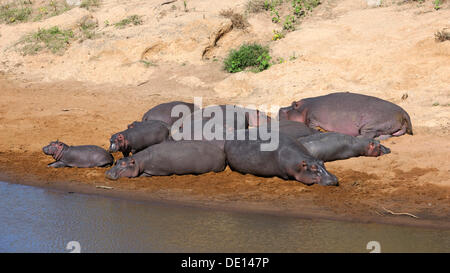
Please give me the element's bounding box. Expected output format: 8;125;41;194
33;1;72;22
224;44;272;73
434;0;441;10
18;26;74;55
0;3;32;24
114;15;143;29
283;15;295;31
80;0;101;10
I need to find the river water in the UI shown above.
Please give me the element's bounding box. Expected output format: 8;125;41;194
0;181;448;253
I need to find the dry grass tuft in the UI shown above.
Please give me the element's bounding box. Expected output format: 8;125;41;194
220;9;249;29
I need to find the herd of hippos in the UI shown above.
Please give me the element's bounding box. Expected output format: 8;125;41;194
42;92;413;186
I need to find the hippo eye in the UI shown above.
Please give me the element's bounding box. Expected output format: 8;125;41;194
310;165;318;172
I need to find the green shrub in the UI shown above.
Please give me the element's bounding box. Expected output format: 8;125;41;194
33;1;72;22
434;0;441;10
0;3;32;24
283;15;295;31
114;15;143;29
224;44;272;73
17;26;74;55
292;0;320;17
80;0;101;10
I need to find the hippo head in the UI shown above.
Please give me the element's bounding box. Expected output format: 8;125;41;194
105;157;139;180
278;103;307;123
365;140;391;157
109;133;127;153
289;160;338;186
42;141;68;160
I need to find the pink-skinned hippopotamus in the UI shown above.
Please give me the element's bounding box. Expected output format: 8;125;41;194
224;131;338;186
278;92;413;139
141;101;197;126
43;141;114;168
105;141;226;180
297;132;391;162
109;120;169;157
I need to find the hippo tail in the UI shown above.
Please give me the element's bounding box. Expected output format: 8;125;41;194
403;112;413;135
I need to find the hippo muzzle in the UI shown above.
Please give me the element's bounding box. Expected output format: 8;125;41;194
105;168;119;180
315;164;339;186
318;172;339;186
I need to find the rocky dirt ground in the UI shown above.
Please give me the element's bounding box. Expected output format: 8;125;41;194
0;0;449;228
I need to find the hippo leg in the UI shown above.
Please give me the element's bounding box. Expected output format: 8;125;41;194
48;161;68;168
375;135;393;141
358;128;378;139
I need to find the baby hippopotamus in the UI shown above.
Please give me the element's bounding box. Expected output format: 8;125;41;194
43;141;113;168
298;133;391;162
109;120;169;157
279;92;413;139
105;141;226;180
224;132;338;186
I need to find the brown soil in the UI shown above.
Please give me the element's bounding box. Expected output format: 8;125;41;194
1;75;449;229
0;0;449;228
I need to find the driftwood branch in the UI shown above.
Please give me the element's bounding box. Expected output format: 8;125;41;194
96;185;114;190
161;0;177;5
381;207;419;219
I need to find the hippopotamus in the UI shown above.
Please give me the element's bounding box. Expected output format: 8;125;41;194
142;101;197;126
297;132;391;162
109;120;169;157
127;121;149;129
278;92;413;139
204;105;271;128
170;116;227;149
105;141;226;180
174;105;270;132
259;119;319;139
224;132;338;186
169;105;272;150
43;141;113;168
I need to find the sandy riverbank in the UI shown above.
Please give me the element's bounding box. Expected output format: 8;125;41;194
0;76;449;229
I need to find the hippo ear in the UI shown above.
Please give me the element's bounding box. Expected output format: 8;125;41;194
310;164;318;172
129;158;135;165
